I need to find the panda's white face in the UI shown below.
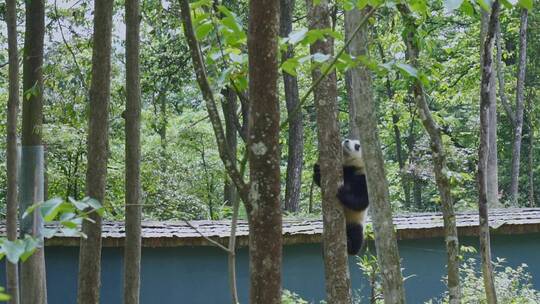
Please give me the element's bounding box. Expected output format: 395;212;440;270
342;139;365;169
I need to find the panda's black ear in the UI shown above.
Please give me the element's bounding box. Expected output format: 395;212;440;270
354;144;360;151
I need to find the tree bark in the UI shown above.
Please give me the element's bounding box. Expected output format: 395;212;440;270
222;87;238;206
480;11;500;208
280;0;304;213
77;1;114;303
349;7;406;303
528;100;535;207
307;0;352;302
247;0;282;302
124;0;142;302
5;0;20;302
344;9;367;140
20;0;47;302
478;2;500;303
397;5;461;302
509;8;528;206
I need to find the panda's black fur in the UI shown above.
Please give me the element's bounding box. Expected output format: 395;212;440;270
313;139;369;255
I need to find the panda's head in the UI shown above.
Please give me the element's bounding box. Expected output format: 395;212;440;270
342;139;365;170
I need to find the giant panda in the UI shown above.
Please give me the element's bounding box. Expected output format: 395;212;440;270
313;139;369;255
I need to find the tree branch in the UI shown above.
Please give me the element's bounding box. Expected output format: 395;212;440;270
179;0;249;207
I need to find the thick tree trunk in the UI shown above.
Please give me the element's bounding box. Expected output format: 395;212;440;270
247;0;282;302
349;7;406;303
307;0;352;302
478;2;500;303
509;8;528;206
20;0;47;302
124;0;142;302
481;11;500;208
222;87;238;206
397;5;461;302
280;0;304;213
344;8;366;140
5;0;20;302
77;1;114;303
349;10;408;304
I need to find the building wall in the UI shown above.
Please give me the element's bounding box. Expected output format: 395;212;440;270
3;233;539;303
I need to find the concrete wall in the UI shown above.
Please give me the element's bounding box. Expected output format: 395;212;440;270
3;233;539;303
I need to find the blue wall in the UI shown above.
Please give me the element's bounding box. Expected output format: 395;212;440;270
5;233;539;303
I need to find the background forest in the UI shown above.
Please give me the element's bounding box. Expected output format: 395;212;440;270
0;0;538;220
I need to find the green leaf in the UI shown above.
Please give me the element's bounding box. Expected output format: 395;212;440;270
195;22;213;40
229;53;246;64
395;62;418;78
518;0;533;9
42;227;58;239
357;0;369;9
444;0;465;12
60;228;80;237
39;198;64;222
476;0;492;11
312;53;331;63
0;288;10;301
409;0;428;15
20;237;39;262
2;240;26;264
82;197;104;216
281;58;299;76
288;28;308;45
460;1;475;16
343;0;355;10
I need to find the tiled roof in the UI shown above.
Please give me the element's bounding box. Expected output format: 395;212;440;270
4;208;540;247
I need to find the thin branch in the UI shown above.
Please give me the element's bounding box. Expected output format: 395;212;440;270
183;220;231;252
54;0;89;93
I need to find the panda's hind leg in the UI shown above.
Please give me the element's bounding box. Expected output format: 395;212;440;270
346;223;364;255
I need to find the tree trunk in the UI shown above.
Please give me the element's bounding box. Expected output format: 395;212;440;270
20;0;47;302
397;5;461;302
346;72;359;139
350;7;406;304
222;87;238;206
124;0;142;302
307;0;352;302
77;1;114;303
481;11;500;208
5;0;20;302
280;0;304;213
528;106;535;207
509;8;528;206
247;0;282;302
478;2;500;303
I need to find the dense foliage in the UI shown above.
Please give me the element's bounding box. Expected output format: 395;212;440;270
0;0;538;222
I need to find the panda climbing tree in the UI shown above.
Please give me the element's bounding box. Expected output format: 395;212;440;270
313;139;369;255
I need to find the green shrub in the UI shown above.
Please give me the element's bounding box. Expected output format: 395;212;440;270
429;257;540;304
